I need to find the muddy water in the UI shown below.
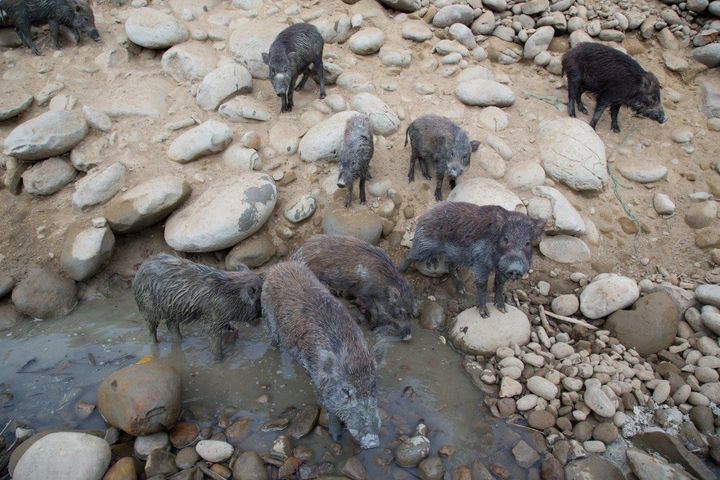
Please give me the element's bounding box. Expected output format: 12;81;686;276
0;293;527;477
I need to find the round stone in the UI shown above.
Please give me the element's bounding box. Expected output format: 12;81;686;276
348;28;385;55
527;376;558;400
584;387;616;418
60;223;115;281
448;177;524;211
13;432;110;480
527;410;555;430
580;274;639;320
125;8;188;49
11;265;77;320
284;195;316;223
351;94;399;136
450;305;531;355
551;294;579;316
300;111;362;162
196;440;233;463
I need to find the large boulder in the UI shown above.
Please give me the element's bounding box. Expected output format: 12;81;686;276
350;94;399;136
455;79;515;107
299;111;362;162
447;177;524;211
164;172;277;252
196;63;253;111
605;292;679;356
60;223;115;281
125;8;188;49
13;432;111;480
3;110;88;161
539;118;607;191
229;21;286;78
579;273;639;319
167;120;233;163
161;42;219;83
21;157;76;196
322;207;384;245
97;362;182;436
450;305;531;355
11;265;77;319
72;162;127;210
104;176;191;234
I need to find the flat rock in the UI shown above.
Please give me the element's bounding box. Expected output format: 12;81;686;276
618;161;668;183
0;90;33;121
13;432;110;480
167;120;233;163
104;176;191;234
539;235;591;264
22;157;76;196
125;8;189;49
196;63;253;111
4;110;88;161
60;223;115;281
165;172;277;252
11;265;77;320
565;456;624;480
456;79;515;107
72;162;127;210
580;273;639;320
322;207;383;245
447;177;524;212
225;232;276;269
450;305;531;355
539;118;607;191
402;21;433;42
350;93;399;136
161;42;218;83
626;447;695;480
299;111;362;162
97;362;181;436
219;97;273;122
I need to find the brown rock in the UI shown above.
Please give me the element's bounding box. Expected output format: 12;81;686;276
541;453;564;480
419;301;446;330
696;227;720;248
631;431;716;480
226;418;251;445
572;422;593;442
144;449;178;477
605;292;679;356
528;410;556;430
169;422;199;448
103;457;137;480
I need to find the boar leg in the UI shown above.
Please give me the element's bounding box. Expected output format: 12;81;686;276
359;177;366;204
312;57;326;99
473;265;491;318
576;89;588;114
286;83;295;112
328;414;343;441
609;104;621;133
419;157;432;180
449;264;466;296
589;98;610;130
147;317;160;343
209;335;224;362
49;20;62;49
407;150;418;182
295;67;311;91
344;181;353;208
280;94;289;113
493;272;507;313
434;171;444;201
168;321;183;341
70;28;81;44
15;22;41;56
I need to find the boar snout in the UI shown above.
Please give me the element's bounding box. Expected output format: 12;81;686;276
90;29;101;41
499;254;529;280
337;178;347;188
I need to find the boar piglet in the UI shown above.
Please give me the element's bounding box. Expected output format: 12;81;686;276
337;115;374;207
261;261;381;449
401;203;545;318
292;234;415;341
133;253;262;361
405;115;480;201
262;23;325;113
0;0;100;55
562;42;667;133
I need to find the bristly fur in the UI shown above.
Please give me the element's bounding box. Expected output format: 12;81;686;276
337;115;374;207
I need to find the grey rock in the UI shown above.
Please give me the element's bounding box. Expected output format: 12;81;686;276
125;8;189;49
82;106;112;132
167;120;233;163
60;223;115;281
225;232;276;269
196;63;253;111
539;235;591;264
11;265;77;320
450;305;531;355
13;432;110;480
0;91;33;121
299;111;362;162
348;28;385;55
72;162;127;210
284;195;316;223
229;21;285;79
4;110;88;161
219;97;273;122
433;5;475;26
455;79;515;107
693;44;720;68
22;157;76;196
351;93;399;136
161;41;218;83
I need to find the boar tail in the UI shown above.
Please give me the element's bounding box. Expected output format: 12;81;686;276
404;125;410;147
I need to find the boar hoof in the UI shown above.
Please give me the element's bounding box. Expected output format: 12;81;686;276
495;301;507;313
578;105;588;114
479;306;490;318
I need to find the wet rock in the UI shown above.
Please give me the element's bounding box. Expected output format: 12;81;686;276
103;457;136;480
528;410;556;430
165;172;277;253
299;111;362;162
13;432;111;480
606;292;679;356
631;431;717;480
580;274;639;320
0;90;33;121
341;456;368;480
196;64;253;111
72;162;127;210
689;406;714;434
448;177;524;211
456;79;515;107
96;362;181;436
539;118;607;192
419;301;445;330
524;26;554;59
351;94;399;136
60;223;115;281
104;176;191;234
196;440;233;462
288;405;320;439
167;120;233;163
233;451;266;480
450;305;531;355
11;265;77;320
394;428;431;467
541;454;563;480
322;207;384;245
693;44;720;68
584;387;616;418
219;97;273;122
433;5;474;27
226;232;276;269
134;432;169;460
169;422;199;449
4;110;88;161
225;418;251;444
539;235;591;264
145;449;178;477
653;193;675;215
175;447;200;469
21;157;76;196
626;447;694;479
125;8;188;48
513;440;540;468
348;28;385;55
565;456;624;480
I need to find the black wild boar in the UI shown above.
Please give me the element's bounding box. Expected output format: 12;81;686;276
401;202;545;318
292;234;415;341
0;0;100;55
405;115;480;201
337;114;373;208
132;253;263;361
562;42;667;133
262;23;326;113
261;261;381;449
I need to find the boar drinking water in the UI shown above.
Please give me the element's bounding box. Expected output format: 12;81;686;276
261;261;381;449
401;202;545;318
292;234;415;340
262;23;326;113
405;115;480;201
337;114;374;208
133;254;263;361
562;42;667;133
0;0;100;55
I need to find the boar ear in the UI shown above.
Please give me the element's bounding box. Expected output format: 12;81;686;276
470;140;480;152
640;73;657;92
261;52;269;65
318;350;338;377
533;218;546;240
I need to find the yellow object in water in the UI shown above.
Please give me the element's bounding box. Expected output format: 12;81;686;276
136;355;155;365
